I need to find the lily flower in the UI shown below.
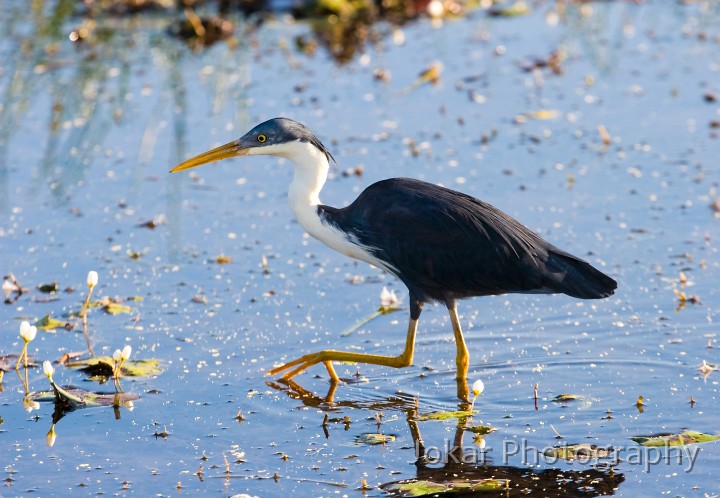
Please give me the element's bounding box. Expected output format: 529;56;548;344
87;271;98;288
43;360;55;383
469;378;485;415
15;321;38;369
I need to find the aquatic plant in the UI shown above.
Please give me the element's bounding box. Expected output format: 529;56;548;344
15;321;37;370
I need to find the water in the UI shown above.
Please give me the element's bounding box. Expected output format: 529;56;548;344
1;1;719;496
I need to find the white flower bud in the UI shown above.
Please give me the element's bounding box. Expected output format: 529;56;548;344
121;345;132;362
113;349;122;362
87;271;98;288
43;360;54;378
471;379;484;397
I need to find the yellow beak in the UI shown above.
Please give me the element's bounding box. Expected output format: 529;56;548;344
169;140;247;173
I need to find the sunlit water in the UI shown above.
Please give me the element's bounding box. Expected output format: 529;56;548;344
1;1;719;496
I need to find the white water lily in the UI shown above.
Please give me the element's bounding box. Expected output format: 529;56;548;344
114;345;132;379
43;360;55;380
471;379;485;397
87;270;98;288
379;287;399;308
16;321;38;369
19;321;36;342
469;378;485;416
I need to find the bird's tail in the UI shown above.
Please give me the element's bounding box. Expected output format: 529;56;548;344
543;249;617;299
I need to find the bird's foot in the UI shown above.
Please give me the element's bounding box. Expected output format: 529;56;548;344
266;352;339;383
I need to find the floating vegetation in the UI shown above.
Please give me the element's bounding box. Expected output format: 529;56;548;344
414;410;473;422
552;393;582;402
464;425;495;435
355;433;396;445
383;477;509;496
544;443;614;461
37;282;59;293
35;314;73;332
95;296;133;315
30;385;139;409
2;274;26;304
66;357;163;378
631;430;720;447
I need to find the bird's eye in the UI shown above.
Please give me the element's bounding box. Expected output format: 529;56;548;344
257;134;267;143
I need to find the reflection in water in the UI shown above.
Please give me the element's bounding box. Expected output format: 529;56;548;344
267;379;624;496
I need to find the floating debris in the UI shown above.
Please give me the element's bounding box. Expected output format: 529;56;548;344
355;433;396;445
544;443;613;461
632;430;720;447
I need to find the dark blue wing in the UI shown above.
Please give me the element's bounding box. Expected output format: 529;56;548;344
319;178;616;304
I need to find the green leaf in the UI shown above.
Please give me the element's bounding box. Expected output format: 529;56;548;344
383;478;509;496
464;425;496;435
66;357;163;377
632;430;720;447
35;314;72;331
103;302;132;315
553;394;582;402
544;443;613;460
121;359;163;377
414;410;474;421
355;433;396;445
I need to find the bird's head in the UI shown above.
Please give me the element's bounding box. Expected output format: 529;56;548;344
170;117;334;173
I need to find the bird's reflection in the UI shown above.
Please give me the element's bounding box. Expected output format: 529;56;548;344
267;379;624;497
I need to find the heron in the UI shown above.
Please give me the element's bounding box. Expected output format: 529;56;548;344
171;117;617;390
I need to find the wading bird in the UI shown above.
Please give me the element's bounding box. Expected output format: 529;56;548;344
171;118;616;391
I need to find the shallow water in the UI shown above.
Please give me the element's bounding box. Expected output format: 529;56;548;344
1;1;719;496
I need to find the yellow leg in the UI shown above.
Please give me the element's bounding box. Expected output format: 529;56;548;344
267;318;418;382
448;306;469;381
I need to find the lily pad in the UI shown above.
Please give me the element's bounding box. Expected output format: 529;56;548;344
544;443;613;461
414;410;474;422
66;357;163;377
631;430;720;447
35;314;72;331
103;302;133;315
37;282;59;293
553;394;583;402
91;296;133;315
355;433;396;445
464;425;496;435
30;385;139;408
383;478;509;496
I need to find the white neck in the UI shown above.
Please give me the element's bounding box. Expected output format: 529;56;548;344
250;140;329;233
286;143;329;216
249;139;396;274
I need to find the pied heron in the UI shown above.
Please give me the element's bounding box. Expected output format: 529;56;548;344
171;117;617;388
